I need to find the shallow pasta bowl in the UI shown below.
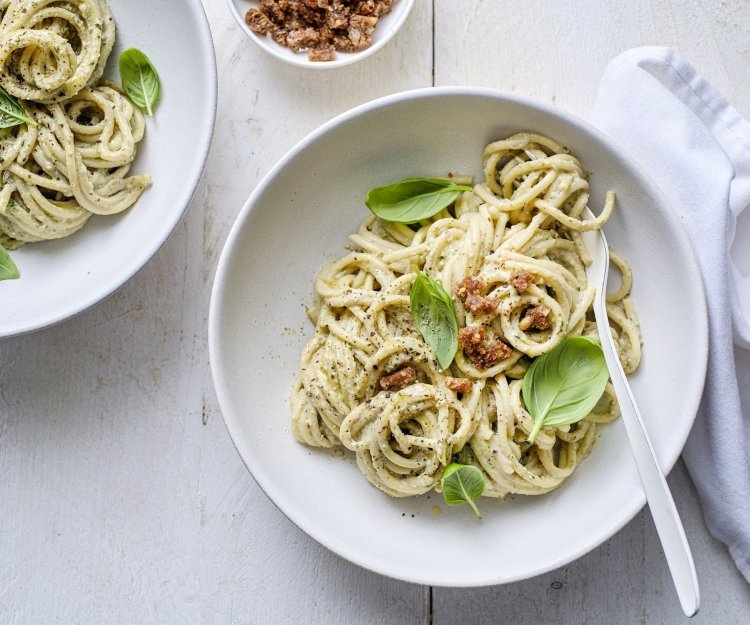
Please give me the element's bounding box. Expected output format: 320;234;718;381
209;87;708;586
0;0;216;338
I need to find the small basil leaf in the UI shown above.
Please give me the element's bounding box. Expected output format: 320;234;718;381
119;48;161;116
441;463;484;518
366;177;472;224
522;336;609;443
0;86;37;128
409;267;458;370
0;243;20;281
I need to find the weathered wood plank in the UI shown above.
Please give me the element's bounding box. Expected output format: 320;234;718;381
434;0;750;118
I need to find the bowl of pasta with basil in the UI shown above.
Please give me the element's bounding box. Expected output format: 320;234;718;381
0;0;216;337
209;88;708;586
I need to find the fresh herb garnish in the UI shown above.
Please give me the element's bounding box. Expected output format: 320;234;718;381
522;336;609;443
409;267;458;370
0;243;20;281
0;86;37;129
441;463;485;518
365;177;472;224
119;48;161;116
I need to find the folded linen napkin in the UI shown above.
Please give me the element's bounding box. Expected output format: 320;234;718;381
590;47;750;582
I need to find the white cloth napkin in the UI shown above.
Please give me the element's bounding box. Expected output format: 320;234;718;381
590;47;750;582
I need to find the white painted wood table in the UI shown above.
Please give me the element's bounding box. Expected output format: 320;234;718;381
2;1;750;623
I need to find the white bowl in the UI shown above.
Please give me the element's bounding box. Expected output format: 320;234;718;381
209;88;708;586
225;0;415;69
0;0;216;338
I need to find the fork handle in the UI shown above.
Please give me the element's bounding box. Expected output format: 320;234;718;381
593;300;700;617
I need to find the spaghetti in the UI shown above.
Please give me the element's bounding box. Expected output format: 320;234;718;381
0;0;115;103
291;132;642;499
0;0;149;251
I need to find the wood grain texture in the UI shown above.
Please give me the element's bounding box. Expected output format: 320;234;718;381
1;0;749;623
434;0;750;119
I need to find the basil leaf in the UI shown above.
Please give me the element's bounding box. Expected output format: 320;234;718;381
119;48;161;116
441;463;484;518
366;177;472;224
0;243;20;281
409;267;458;370
0;86;36;128
522;336;609;443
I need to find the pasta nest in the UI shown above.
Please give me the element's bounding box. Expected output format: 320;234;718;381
0;83;151;248
0;0;115;103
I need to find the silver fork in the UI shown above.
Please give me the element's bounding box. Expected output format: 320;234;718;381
582;212;700;617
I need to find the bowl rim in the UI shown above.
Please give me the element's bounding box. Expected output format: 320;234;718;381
0;0;218;339
209;86;709;586
223;0;416;69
